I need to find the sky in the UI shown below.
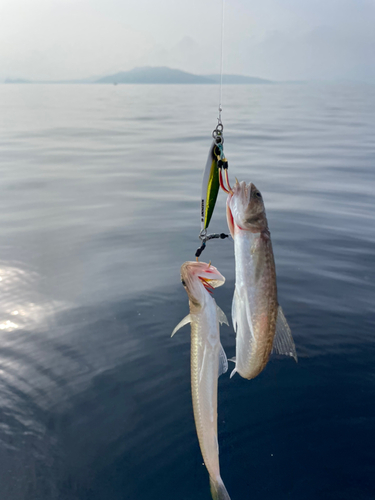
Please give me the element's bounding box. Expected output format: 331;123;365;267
1;0;375;82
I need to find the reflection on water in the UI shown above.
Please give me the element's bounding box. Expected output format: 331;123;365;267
0;264;68;332
0;84;374;499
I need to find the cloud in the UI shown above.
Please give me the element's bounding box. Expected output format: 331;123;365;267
0;0;154;80
1;0;375;81
228;25;375;81
134;37;220;75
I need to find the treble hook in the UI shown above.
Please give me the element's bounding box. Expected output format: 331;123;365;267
214;142;232;194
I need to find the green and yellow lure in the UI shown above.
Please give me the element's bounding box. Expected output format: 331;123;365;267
200;141;221;232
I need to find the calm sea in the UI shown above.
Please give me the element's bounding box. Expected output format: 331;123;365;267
0;83;374;500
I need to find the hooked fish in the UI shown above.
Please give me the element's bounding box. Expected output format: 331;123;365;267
172;261;231;500
226;180;297;380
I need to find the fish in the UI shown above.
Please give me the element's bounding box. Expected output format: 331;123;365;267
172;261;231;500
226;180;297;380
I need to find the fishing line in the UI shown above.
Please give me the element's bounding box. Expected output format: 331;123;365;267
195;0;231;260
218;0;225;125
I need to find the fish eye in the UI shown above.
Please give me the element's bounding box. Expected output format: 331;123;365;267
181;279;186;287
254;191;262;199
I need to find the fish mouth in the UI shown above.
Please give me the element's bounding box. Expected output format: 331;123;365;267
227;180;263;236
226;201;235;238
198;276;215;294
180;261;225;297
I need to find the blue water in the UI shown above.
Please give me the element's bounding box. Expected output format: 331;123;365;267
0;83;374;500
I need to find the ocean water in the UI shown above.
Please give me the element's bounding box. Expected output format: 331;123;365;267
0;83;374;500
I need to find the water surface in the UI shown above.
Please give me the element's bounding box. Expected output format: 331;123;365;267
0;83;374;499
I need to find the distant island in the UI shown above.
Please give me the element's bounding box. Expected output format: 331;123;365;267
97;67;213;84
3;67;273;85
206;74;272;84
4;78;31;84
95;67;273;85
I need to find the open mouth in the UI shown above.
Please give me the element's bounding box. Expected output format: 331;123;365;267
198;277;215;294
226;203;235;238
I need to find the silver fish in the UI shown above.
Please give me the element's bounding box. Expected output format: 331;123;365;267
172;261;231;500
226;181;297;380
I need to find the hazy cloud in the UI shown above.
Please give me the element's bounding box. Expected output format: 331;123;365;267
1;0;374;81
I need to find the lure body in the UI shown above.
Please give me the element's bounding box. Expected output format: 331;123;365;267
201;141;220;231
172;261;231;500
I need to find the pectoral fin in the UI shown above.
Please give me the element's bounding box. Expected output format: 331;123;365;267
171;314;191;337
272;306;298;362
231;289;239;332
229;357;237;379
218;344;228;377
216;304;229;326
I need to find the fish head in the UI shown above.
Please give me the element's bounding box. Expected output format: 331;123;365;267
226;180;268;237
180;261;225;306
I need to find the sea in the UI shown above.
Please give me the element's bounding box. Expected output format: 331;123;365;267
0;83;374;500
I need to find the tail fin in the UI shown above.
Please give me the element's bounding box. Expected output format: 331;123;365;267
210;476;231;500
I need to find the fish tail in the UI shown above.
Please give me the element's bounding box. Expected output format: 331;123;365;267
210;476;231;500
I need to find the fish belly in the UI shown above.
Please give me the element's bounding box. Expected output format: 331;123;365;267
233;230;278;379
190;305;221;480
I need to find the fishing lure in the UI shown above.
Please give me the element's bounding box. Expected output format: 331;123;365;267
196;124;232;258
